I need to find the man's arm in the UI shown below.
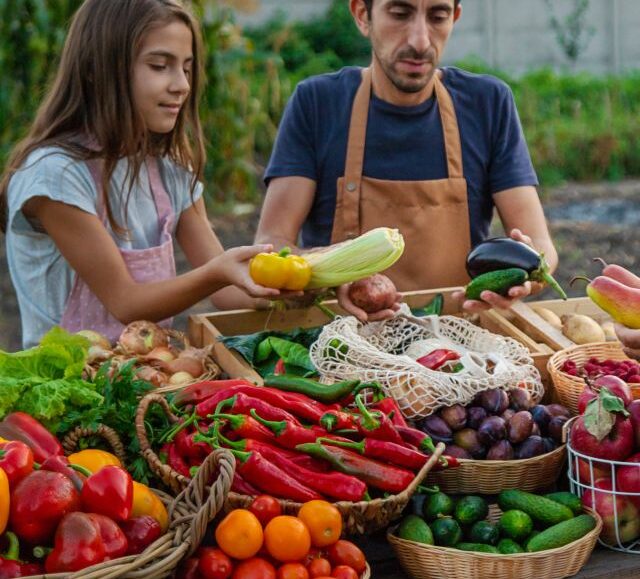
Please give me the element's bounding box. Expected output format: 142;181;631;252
254;176;316;250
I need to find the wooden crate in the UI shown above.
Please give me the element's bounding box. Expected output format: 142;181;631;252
188;287;550;385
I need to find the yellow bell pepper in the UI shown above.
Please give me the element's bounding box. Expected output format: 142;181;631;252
0;467;9;534
67;449;122;473
0;436;7;443
249;248;311;290
132;481;169;532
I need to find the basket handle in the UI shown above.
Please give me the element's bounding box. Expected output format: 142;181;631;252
168;448;235;558
562;415;579;444
397;442;445;500
61;424;127;464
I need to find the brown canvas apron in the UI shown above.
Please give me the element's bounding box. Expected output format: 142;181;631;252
330;67;472;291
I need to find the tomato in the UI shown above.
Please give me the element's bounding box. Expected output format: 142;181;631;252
297;500;342;548
197;547;233;579
326;541;366;574
215;509;264;560
249;495;282;527
232;558;277;579
307;558;331;578
264;516;311;562
332;565;359;579
302;548;325;567
276;562;310;579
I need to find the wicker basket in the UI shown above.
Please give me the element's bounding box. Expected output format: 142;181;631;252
22;446;234;579
387;505;602;579
425;444;567;494
136;392;445;535
547;341;638;415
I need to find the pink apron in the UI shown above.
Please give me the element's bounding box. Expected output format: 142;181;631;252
60;158;176;343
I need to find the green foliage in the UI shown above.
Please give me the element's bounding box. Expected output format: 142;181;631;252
544;0;595;64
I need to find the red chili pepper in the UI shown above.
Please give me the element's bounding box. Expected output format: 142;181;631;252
173;379;256;406
273;358;286;375
371;397;409;428
81;465;133;522
222;435;366;502
0;412;63;463
0;441;34;488
0;532;44;578
119;515;162;555
416;348;461;370
229;449;322;502
231;471;261;495
90;513;128;559
352;393;405;446
320;409;356;431
213;394;301;425
39;454;89;492
430;454;460;470
317;437;426;471
175;430;210;462
10;470;81;544
395;425;437;454
45;512;107;573
164;442;193;478
295;441;414;494
209;412;275;443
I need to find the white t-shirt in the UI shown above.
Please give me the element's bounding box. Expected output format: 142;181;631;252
6;147;203;348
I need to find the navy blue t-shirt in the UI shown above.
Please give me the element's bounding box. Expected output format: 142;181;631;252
265;66;538;249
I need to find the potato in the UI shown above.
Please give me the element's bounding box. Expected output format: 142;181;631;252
561;313;606;344
600;321;618;341
533;306;562;330
348;274;398;313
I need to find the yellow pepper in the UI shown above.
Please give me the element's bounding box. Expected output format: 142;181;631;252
249;248;311;290
0;436;7;443
67;449;122;473
132;481;169;532
0;467;9;534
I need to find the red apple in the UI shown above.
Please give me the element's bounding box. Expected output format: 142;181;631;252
582;477;640;544
577;457;613;485
577;385;598;415
593;375;633;407
627;400;640;450
616;453;640;509
571;414;635;462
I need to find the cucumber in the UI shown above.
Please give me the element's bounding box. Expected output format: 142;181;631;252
498;510;533;541
468;521;500;545
465;268;529;300
544;492;583;516
430;517;463;547
456;542;500;554
498;489;574;526
497;538;524;554
454;495;489;526
526;515;597;552
423;492;454;521
398;515;434;545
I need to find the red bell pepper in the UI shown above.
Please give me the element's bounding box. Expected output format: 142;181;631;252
0;412;63;463
120;515;163;555
295;441;415;494
317;437;427;471
210;413;275;443
0;441;33;488
0;532;44;578
416;348;461;370
222;435;366;502
10;470;81;544
81;465;133;522
39;454;88;492
352;393;405;446
45;512;106;573
229;448;322;502
90;513;128;559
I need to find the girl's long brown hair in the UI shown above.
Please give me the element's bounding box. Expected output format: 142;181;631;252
0;0;206;234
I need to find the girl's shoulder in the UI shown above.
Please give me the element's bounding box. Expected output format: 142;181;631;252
14;146;92;188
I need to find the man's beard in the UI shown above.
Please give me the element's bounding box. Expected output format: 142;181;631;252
374;46;438;94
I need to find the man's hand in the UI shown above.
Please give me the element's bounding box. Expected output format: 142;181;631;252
453;228;543;312
337;283;402;322
615;324;640;361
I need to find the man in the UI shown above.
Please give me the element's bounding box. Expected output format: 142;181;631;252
255;0;558;320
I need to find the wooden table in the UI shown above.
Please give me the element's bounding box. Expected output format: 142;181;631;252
355;532;640;578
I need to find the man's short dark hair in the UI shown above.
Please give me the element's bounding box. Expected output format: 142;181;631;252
363;0;461;17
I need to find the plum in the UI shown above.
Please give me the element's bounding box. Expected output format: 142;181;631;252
439;404;467;431
419;415;453;443
506;411;534;444
477;389;509;415
444;444;472;460
548;415;569;443
501;409;516;422
509;388;532;411
542;437;558;454
546;403;570;418
486;440;515;460
515;435;545;459
530;405;552;435
453;428;487;459
466;406;488;430
477;416;507;446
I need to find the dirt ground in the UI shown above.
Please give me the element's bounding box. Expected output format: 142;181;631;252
1;180;639;352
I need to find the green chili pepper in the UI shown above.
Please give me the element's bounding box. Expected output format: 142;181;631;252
263;375;361;403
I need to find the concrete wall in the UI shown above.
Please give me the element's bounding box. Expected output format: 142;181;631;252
233;0;640;75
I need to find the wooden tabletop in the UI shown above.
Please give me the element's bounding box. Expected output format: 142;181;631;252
355;532;640;578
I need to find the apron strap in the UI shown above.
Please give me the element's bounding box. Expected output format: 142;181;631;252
433;74;464;178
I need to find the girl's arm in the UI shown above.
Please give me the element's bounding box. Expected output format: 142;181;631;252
25;196;279;323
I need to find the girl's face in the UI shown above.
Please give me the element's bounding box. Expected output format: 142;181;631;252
132;20;193;134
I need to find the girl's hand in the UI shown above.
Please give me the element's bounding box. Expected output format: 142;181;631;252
615;323;640;361
452;229;543;312
336;282;402;323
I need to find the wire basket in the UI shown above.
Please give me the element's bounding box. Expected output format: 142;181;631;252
567;416;640;553
548;341;639;415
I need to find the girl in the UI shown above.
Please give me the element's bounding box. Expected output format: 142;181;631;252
0;0;284;348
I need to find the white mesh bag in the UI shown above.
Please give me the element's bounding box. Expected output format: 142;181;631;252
310;307;544;419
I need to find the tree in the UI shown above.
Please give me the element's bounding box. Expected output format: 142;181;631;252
545;0;595;65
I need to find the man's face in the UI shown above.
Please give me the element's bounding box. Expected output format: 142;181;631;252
366;0;460;94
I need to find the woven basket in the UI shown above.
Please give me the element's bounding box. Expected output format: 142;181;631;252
387;505;602;579
22;446;234;579
547;341;638;415
61;423;127;463
425;443;567;494
136;392;445;535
